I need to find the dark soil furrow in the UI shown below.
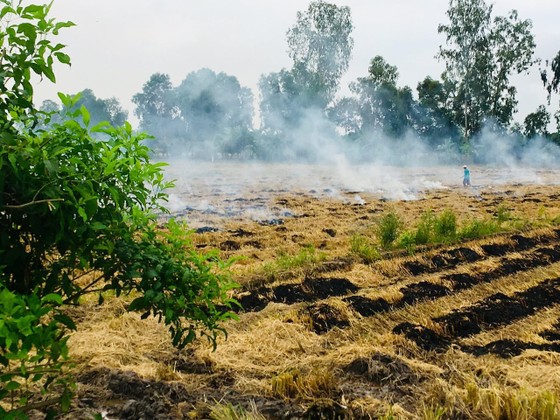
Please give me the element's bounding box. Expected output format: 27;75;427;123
444;245;560;289
393;278;560;355
303;302;350;334
346;246;560;319
539;319;560;341
403;230;559;276
237;277;359;312
403;247;485;276
343;295;391;317
434;277;560;338
461;339;560;358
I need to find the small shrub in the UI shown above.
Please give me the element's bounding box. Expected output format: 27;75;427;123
377;211;402;249
433;209;457;242
495;204;512;223
350;234;380;263
415;210;435;245
397;230;417;254
262;245;326;280
458;218;500;240
278;245;324;269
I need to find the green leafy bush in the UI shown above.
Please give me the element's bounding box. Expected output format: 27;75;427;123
377;211;402;249
397;230;417;255
415;210;435;245
350;234;380;263
433;209;457;242
0;2;238;416
458;218;501;240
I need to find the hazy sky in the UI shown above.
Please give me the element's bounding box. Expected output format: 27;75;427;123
34;0;559;128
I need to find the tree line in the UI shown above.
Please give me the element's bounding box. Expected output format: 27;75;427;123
41;0;560;161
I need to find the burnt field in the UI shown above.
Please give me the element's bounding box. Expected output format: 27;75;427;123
64;162;560;419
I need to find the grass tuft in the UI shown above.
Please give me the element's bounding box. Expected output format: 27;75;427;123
350;234;380;263
261;245;326;281
271;368;337;400
433;208;457;242
377;211;402;249
209;401;266;420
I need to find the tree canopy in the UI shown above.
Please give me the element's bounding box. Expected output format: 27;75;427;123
437;0;537;139
100;1;560;162
132;69;254;157
286;0;354;107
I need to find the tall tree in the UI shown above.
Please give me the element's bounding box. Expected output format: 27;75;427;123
523;105;550;139
347;56;417;138
257;1;353;154
132;73;182;153
175;68;254;157
286;0;353;108
259;69;316;135
438;0;536;139
541;50;560;103
65;88;128;127
541;50;560;141
416;76;460;144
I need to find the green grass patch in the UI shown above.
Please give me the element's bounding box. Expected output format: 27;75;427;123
377;211;402;249
262;245;326;280
458;218;501;240
350;234;380;263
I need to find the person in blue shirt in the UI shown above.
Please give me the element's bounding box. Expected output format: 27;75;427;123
463;165;471;186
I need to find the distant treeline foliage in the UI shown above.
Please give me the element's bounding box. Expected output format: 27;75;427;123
41;0;560;161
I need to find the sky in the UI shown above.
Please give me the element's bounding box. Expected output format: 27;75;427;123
33;0;560;129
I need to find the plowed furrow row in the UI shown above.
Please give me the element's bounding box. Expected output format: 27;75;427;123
402;230;559;276
346;245;560;317
434;278;560;337
392;277;560;357
237;277;359;312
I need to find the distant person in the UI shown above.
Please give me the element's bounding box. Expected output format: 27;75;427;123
463;165;471;187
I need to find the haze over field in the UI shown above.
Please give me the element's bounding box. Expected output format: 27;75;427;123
163;161;560;230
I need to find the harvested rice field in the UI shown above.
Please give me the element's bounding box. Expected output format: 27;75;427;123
60;162;560;419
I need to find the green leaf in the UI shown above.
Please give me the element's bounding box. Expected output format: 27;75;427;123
80;104;90;126
0;6;16;20
42;64;56;82
85;197;98;218
91;121;112;133
54;51;71;65
22;4;46;19
57;92;72;107
91;222;107;230
5;381;21;391
17;22;38;41
41;294;62;305
53;314;77;331
77;207;88;222
128;297;146;311
53;20;75;35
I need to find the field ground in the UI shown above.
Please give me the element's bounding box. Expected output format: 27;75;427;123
57;163;560;419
